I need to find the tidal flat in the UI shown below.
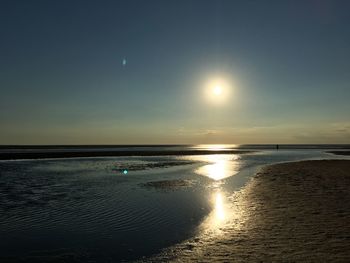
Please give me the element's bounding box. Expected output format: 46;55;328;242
1;150;349;262
148;160;350;262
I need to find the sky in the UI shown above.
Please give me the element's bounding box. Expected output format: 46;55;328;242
1;0;349;144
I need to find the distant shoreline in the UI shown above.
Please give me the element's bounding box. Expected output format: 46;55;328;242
1;144;349;150
328;151;350;156
0;150;254;160
0;144;189;149
1;146;350;160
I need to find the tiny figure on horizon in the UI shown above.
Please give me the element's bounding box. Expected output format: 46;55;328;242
276;144;279;150
122;58;127;66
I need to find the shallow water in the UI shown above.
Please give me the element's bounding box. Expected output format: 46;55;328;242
0;149;348;262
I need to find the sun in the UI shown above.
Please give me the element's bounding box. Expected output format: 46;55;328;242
213;85;222;96
203;75;233;105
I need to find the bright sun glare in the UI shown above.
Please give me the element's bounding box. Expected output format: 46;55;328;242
213;85;222;96
204;76;232;104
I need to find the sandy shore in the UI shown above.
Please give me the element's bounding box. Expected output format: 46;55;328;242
148;160;350;262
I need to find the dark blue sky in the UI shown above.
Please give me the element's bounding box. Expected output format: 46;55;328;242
1;0;349;144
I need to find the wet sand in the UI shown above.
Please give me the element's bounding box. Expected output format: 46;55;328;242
149;160;350;262
0;150;252;160
142;179;196;191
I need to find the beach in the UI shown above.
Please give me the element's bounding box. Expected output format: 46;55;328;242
149;160;350;262
1;150;349;262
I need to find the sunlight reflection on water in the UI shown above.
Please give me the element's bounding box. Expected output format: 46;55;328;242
190;154;243;234
214;192;225;221
199;189;246;240
175;154;246;237
194;154;241;180
200;189;232;237
190;144;238;151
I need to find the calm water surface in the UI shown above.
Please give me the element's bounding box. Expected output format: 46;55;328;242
0;147;348;262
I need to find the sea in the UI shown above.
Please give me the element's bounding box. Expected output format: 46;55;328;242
0;144;349;262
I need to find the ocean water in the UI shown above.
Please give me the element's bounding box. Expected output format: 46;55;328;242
0;146;349;262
